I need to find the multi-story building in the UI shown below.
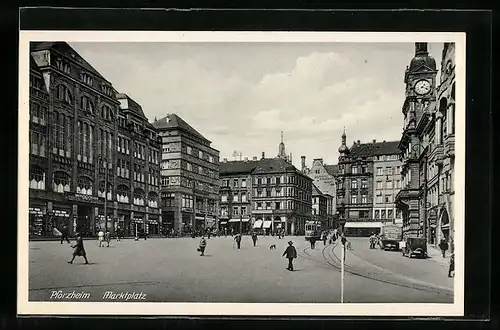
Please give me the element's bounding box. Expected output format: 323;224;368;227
219;157;259;233
153;114;220;232
115;94;162;236
372;140;403;225
28;42;161;238
312;184;328;225
336;129;400;236
395;42;439;240
302;156;339;228
396;42;455;246
251;136;313;235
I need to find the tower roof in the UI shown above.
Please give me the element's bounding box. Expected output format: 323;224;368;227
408;42;437;72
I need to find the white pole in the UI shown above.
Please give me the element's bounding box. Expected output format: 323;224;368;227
341;242;345;303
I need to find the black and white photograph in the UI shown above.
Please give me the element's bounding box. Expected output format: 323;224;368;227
18;31;465;316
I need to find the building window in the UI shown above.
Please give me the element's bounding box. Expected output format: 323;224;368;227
376;194;383;204
56;85;72;104
375;210;380;219
80;96;94;114
29;166;45;190
396;209;402;218
241;179;247;188
187;146;192;155
233;194;238;202
377;167;383;176
381;210;386;219
30;130;46;157
385;194;392;203
241;206;247;216
133;189;145;206
52;171;70;193
30;102;47;126
351;195;357;204
351;179;357;189
388;210;393;219
265;202;271;209
276;188;282;197
257;178;262;185
80;73;93;86
361;195;367;204
395;166;401;174
352;166;358;174
187;163;192;171
162;192;175;207
221;194;227;203
275;202;281;210
76;176;93;196
361;165;368;173
386;167;394;175
199;150;203;159
361;178;368;189
376;181;383;190
386;180;393;189
256;202;262;210
241;193;247;202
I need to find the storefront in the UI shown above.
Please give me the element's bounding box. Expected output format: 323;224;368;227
228;218;250;233
148;217;160;236
29;206;46;237
132;216;144;236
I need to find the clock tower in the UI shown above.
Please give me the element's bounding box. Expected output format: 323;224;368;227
403;42;438;130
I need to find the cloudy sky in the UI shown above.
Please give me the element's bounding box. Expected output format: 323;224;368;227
69;41;443;168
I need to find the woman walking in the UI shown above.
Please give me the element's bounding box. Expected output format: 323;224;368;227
198;236;207;256
68;233;89;264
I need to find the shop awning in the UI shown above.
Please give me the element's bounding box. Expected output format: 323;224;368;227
220;221;227;225
344;221;383;228
253;220;263;228
263;220;272;228
228;218;250;223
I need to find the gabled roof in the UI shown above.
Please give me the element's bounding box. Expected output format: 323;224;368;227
253;158;299;175
30;42;106;80
324;164;339;176
220;160;260;175
152;114;209;142
348;141;400;158
312;183;323;196
116;93;147;120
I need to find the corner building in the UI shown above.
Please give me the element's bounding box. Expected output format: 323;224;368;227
28;42;161;238
153;114;220;232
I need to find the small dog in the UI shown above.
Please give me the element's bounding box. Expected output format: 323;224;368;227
269;244;276;249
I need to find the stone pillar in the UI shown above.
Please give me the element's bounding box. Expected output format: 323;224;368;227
436;112;443;144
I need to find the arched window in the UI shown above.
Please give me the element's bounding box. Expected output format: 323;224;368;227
439;97;448;143
80;95;94;114
76;176;93;195
98;180;112;200
148;192;159;208
29;166;45;190
117;185;130;203
56;85;72;104
133;188;145;206
101;105;113;121
52;171;70;193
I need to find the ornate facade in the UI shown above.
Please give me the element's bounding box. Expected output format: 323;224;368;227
28;42;161;238
153;114;220;232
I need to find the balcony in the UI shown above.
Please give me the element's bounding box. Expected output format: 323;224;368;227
444;134;455;158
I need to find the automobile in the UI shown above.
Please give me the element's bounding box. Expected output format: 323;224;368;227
401;237;428;258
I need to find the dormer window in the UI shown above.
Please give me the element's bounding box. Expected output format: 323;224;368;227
80;95;94;114
80;73;93;86
55;59;71;74
101;84;113;96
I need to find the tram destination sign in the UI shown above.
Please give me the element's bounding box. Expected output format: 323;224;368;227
66;192;103;204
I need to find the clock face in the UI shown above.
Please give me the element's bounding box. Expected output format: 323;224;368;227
415;80;431;95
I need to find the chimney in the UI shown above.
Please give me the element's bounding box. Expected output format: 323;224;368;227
253;156;257;161
383;140;386;143
415;42;428;55
244;157;248;162
301;156;306;168
373;139;376;143
357;140;360;144
223;158;227;163
261;152;265;159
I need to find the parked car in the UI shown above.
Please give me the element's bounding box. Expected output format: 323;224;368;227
401;237;428;258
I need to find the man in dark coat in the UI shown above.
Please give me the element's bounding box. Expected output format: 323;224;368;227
439;238;449;258
309;236;316;249
60;225;70;244
68;233;89;264
283;241;297;271
251;232;258;247
234;233;242;249
448;253;455;277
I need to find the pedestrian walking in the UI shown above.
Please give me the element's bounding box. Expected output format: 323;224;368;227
198;236;207;256
105;230;111;247
309;236;316;249
207;229;211;239
224;228;227;237
68;233;89;264
251;232;258;247
448;253;455;278
283;241;297;271
322;231;327;245
439;238;449;258
98;229;105;247
116;226;122;241
59;224;71;244
234;233;242;249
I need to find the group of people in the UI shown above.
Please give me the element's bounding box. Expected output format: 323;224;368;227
369;233;382;249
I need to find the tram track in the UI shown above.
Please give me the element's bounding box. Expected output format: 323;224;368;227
297;242;453;296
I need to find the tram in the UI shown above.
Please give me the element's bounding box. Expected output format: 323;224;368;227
305;220;323;241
